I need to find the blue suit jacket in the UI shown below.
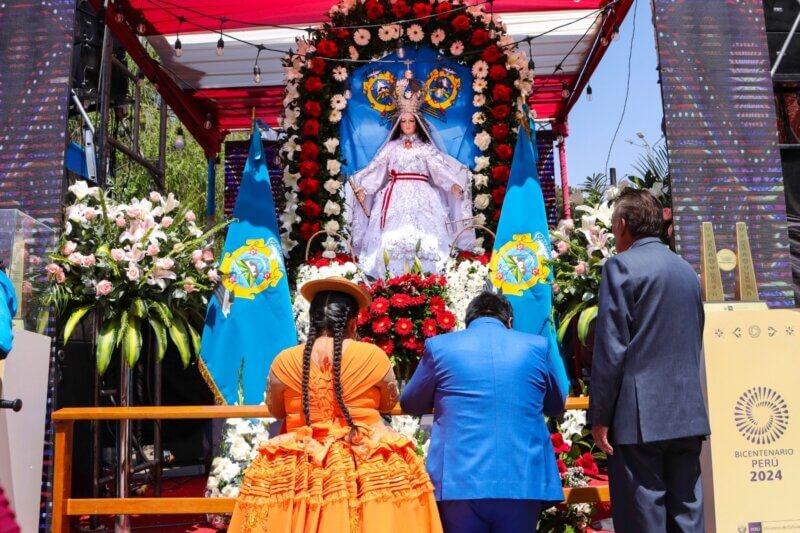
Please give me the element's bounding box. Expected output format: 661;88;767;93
400;317;566;502
589;237;711;444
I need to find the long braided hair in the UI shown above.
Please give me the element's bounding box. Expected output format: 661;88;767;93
301;290;360;440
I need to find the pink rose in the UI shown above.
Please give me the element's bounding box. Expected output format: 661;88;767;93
126;266;141;281
191;250;203;262
68;252;82;264
556;241;569;254
128;246;145;262
81;254;96;267
84;209;97;221
149;191;162;203
185;211;196;223
116;217;126;228
194;260;206;270
552;283;560;294
147;243;160;256
110;248;125;262
173;243;185;253
61;241;77;256
183;278;196;293
208;269;219;283
202;249;214;262
160;216;174;228
574;262;587;276
95;280;113;296
46;263;59;274
126;206;142;219
55;270;66;284
155;258;174;270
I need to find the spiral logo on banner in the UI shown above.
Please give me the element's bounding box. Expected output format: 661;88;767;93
734;386;789;445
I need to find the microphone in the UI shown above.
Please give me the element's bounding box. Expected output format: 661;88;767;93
0;399;22;412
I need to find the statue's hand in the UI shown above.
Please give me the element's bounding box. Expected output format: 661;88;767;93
451;185;464;199
356;188;367;203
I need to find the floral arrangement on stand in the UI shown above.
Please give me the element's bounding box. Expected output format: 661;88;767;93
278;0;533;269
443;251;490;328
539;410;608;532
43;181;228;372
357;273;456;381
205;415;277;529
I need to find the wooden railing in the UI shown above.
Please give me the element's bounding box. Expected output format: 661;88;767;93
51;397;607;532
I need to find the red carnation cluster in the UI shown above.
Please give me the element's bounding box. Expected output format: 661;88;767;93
551;433;572;454
455;250;490;265
575;452;600;476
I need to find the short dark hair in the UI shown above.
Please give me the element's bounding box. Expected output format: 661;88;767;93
612;189;662;238
464;291;513;327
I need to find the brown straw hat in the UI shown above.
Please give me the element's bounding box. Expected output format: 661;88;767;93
300;276;372;310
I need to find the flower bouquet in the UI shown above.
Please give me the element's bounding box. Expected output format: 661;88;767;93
444;252;490;329
43;181;229;373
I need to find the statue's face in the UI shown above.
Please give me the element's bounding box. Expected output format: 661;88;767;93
399;113;417;136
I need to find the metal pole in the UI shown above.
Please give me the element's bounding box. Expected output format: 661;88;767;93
116;355;132;532
558;138;571;220
132;74;142;156
771;1;800;77
91;316;101;531
206;158;216;223
95;0;113;189
153;338;162;497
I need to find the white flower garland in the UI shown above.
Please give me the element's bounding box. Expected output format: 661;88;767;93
443;258;490;330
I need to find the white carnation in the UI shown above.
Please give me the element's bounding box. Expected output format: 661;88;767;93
474;156;490;171
473;194;491;210
474;132;491;151
326;159;342;175
323;138;340;153
474;213;487;225
473;174;489;189
324;220;340;232
323;200;341;216
324;178;342;194
472;112;486;125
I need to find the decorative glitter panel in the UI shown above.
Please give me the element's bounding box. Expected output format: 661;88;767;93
536;129;558;227
224;139;284;219
653;0;794;307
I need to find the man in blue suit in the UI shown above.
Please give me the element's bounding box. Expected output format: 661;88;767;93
590;189;710;533
401;292;565;533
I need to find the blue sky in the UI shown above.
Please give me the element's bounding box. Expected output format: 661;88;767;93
557;0;664;188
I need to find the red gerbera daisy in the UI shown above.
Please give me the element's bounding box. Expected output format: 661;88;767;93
371;315;392;335
357;308;370;327
429;296;447;314
389;293;413;308
436;311;456;331
401;336;419;351
394;318;414;336
377;337;395;356
421;318;438;338
370;296;390;315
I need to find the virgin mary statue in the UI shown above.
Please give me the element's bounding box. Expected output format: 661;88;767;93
349;72;475;279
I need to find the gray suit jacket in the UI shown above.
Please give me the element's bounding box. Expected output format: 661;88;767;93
589;237;710;444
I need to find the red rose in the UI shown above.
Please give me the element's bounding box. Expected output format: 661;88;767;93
316;39;338;59
334;28;350;40
401;336;421;352
370;296;390;315
377;337;395;356
304;76;323;92
492;165;510;182
436;311;456;331
489;65;507;81
451;14;470;32
490;104;510;120
576;452;599;476
470;29;490;47
491;123;509;140
357;308;370;326
481;45;503;64
299;221;320;240
492;186;506;205
550;433;571;454
413;2;432;19
435;2;452;20
303;101;322;118
309;57;325;76
372;315;392;335
492;85;511;103
391;0;410;18
429;295;446;314
556;459;568;474
302;119;320;137
495;143;513;160
421;318;438;338
298;177;320;195
300;200;321;218
365;0;384;20
300;141;319;162
298;162;319;180
390;293;412;308
492;209;501;222
394;318;414;336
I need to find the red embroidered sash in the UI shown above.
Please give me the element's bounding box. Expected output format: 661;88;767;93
380;170;428;229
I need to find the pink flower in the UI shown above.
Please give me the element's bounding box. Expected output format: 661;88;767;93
80;254;96;267
160;216;174;228
61;241;77;256
126;206;142;219
68;252;82;264
173;243;185;253
110;248;126;262
208;269;219;283
155;258;174;270
46;263;59;274
116;217;126;228
563;219;575;231
149;191;162;203
183;278;196;293
194;260;206;270
574;262;587;276
589;225;600;235
185;211;196;222
126;266;141;281
95;280;113;296
191;250;203;262
552;283;560;294
147;243;160;256
556;241;568;254
55;270;66;283
84;209;97;221
202;249;214;262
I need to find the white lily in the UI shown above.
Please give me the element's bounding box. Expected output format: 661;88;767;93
68;180;99;200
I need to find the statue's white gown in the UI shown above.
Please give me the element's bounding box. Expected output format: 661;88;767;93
351;135;472;279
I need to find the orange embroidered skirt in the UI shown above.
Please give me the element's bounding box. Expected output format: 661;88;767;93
227;423;442;533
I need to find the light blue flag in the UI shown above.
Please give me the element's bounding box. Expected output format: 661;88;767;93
200;123;298;405
488;110;570;397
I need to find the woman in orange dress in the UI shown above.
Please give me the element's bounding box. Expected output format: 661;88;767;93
228;276;442;533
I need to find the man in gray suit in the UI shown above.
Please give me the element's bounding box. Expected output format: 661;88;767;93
590;189;710;533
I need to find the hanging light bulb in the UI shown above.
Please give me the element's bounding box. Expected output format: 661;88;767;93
561;82;570;99
114;4;125;23
136;71;145;88
136;17;147;35
174;37;182;57
204;113;213;130
586;84;593;101
174;127;185;150
526;38;535;73
612;24;620;41
488;20;497;40
253;64;262;84
217;36;225;56
397;38;405;59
